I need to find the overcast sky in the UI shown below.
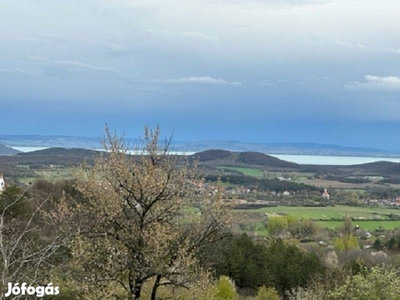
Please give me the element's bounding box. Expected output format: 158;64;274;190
1;0;400;149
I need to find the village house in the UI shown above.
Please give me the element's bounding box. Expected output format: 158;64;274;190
393;197;400;206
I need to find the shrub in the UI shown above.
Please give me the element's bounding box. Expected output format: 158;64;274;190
214;276;238;300
255;286;280;300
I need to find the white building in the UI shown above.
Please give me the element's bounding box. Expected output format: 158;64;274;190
0;174;5;192
322;188;330;200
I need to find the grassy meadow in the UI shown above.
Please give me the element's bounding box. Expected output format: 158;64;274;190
315;220;400;230
16;166;74;184
216;166;264;178
236;205;400;232
240;205;398;219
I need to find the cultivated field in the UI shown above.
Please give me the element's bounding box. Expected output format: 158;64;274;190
315;220;400;230
236;205;400;231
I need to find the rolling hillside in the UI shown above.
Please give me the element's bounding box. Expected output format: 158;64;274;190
0;144;20;155
1;147;400;181
192;149;400;176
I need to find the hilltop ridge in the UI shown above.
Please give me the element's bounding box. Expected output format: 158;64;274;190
192;149;400;176
1;147;399;176
1;134;399;157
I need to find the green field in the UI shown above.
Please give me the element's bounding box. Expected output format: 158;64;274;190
236;205;400;230
316;220;400;230
217;166;264;178
238;205;399;219
16;167;74;184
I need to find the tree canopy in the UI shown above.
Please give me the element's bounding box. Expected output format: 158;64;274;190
54;126;234;300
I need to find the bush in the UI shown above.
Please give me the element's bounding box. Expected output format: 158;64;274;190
214;276;238;300
329;265;400;300
255;286;280;300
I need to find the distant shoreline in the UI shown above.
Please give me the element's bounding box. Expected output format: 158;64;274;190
270;154;400;165
2;134;400;158
11;146;400;166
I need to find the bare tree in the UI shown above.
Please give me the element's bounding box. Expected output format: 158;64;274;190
0;189;64;299
54;126;234;300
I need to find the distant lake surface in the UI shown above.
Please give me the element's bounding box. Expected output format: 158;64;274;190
13;147;48;152
12;147;196;156
12;147;400;166
269;154;400;165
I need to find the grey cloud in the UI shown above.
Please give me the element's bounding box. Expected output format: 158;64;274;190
336;40;400;56
335;40;370;51
346;75;400;92
29;57;119;74
153;76;241;86
146;29;218;42
379;47;400;55
208;0;331;6
11;36;64;43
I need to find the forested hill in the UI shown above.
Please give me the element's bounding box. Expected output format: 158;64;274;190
9;148;102;166
192;149;400;176
192;149;299;170
17;147;100;157
343;161;400;176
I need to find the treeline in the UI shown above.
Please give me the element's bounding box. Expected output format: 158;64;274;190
365;186;400;199
324;175;371;184
205;174;318;193
0;148;98;170
3;180;400;299
211;234;324;296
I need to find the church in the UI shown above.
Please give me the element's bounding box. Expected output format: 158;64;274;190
322;188;330;200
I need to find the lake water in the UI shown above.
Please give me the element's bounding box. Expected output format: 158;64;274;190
11;147;400;166
11;147;196;156
12;147;48;152
269;154;400;165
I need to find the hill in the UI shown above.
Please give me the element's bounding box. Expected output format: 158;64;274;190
17;147;100;158
0;148;102;168
193;149;400;176
2;147;400;185
0;144;20;155
341;161;400;176
192;149;298;170
237;151;298;168
192;149;233;162
2;134;400;157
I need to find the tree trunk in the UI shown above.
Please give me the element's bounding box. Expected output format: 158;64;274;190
151;275;162;300
129;270;143;300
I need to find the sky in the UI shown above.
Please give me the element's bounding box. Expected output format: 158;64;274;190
1;0;400;150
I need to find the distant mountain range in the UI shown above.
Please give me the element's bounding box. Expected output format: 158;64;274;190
1;147;400;177
0;134;399;157
0;135;103;149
